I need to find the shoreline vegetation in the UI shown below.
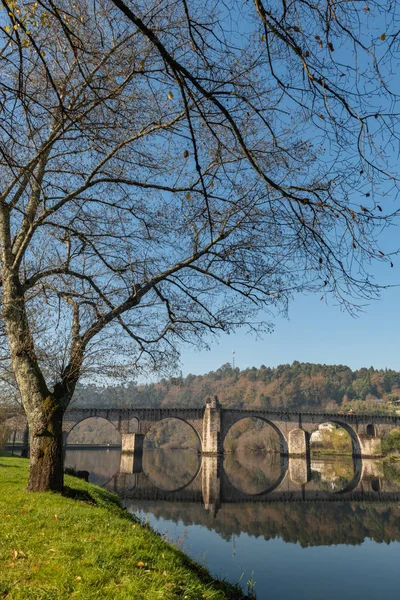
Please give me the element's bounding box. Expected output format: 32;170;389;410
0;455;251;600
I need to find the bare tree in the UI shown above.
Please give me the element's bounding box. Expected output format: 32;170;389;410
0;0;399;491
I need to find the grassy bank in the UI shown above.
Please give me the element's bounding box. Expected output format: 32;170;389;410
0;456;247;600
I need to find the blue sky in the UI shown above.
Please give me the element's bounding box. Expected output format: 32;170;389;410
179;281;400;375
175;4;400;379
177;235;400;377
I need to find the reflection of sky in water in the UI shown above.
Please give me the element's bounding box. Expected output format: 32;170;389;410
136;515;400;600
65;448;121;487
64;448;400;600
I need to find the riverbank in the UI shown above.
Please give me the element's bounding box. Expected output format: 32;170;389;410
0;456;248;600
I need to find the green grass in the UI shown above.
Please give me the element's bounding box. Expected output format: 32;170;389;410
0;456;247;600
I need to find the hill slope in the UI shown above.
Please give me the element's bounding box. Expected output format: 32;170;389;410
73;361;400;413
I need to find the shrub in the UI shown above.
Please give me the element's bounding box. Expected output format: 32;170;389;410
382;428;400;454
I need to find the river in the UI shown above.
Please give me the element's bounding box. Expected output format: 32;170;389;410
64;447;400;599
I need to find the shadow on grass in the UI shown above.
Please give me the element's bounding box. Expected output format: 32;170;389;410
62;482;122;511
62;486;97;504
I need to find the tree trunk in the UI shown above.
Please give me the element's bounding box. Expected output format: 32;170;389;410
1;207;81;493
26;401;64;492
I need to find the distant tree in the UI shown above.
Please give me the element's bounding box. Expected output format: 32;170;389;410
1;0;400;491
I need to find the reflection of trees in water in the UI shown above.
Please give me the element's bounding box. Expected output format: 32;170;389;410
131;499;400;548
64;448;121;486
224;450;283;495
64;449;400;548
384;462;400;485
142;449;201;491
310;456;355;492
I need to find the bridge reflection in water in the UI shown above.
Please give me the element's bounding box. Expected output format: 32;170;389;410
64;447;400;596
64;447;400;546
101;451;400;514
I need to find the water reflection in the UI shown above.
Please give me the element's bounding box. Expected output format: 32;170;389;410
65;447;121;487
224;450;283;495
65;447;400;510
64;448;400;599
310;455;357;492
142;449;201;491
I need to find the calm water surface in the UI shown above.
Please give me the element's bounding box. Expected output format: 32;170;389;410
65;448;400;599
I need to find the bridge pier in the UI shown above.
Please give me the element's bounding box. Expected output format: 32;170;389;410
288;428;310;457
202;397;223;455
289;456;310;486
202;455;221;514
119;433;145;474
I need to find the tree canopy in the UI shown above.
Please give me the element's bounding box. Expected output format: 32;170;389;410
0;0;399;490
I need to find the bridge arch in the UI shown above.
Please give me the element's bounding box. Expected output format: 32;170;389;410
309;419;362;458
64;415;121;445
222;415;288;455
144;416;202;452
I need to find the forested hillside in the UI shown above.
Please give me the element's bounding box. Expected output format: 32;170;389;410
73;362;400;413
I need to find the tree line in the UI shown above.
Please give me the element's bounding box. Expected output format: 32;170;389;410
71;361;400;413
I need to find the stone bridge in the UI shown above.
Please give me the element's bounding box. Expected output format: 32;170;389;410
63;397;400;461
